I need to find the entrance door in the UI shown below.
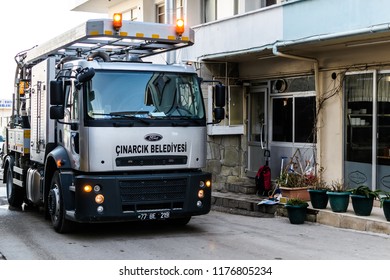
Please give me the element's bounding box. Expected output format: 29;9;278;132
376;73;390;191
247;86;268;177
344;71;390;191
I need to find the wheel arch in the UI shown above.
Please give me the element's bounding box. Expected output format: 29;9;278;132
43;146;73;212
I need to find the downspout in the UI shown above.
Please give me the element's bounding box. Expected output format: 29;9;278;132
272;44;321;172
165;0;175;64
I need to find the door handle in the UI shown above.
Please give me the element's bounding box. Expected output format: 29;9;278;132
260;122;266;149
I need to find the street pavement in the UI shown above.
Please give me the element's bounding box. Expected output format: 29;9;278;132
0;169;5;206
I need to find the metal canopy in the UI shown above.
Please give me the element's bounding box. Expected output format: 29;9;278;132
23;19;194;66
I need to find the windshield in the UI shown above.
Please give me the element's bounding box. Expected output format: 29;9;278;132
86;70;205;120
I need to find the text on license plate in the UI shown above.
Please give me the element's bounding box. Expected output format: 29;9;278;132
137;211;170;220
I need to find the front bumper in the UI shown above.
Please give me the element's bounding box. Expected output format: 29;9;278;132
63;171;212;223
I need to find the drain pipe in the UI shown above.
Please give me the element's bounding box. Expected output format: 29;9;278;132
272;44;321;172
165;0;175;64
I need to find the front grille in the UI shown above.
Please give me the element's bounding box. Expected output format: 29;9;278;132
119;178;187;212
116;156;187;167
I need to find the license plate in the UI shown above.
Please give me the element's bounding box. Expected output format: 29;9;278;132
137;211;170;220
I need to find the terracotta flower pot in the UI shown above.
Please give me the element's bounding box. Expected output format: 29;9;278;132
280;187;310;201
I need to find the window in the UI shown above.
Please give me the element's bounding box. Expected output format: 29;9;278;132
156;3;165;23
86;70;205;120
176;0;184;19
123;7;138;21
65;80;79;121
207;85;244;135
204;0;238;22
271;76;316;144
265;0;276;6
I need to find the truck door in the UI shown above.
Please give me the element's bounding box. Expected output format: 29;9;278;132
62;80;80;168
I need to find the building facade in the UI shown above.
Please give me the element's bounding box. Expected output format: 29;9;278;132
72;0;390;192
0;99;12;136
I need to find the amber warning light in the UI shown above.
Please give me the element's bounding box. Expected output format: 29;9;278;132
176;19;185;36
113;13;122;30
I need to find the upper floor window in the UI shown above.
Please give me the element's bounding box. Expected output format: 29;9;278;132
176;0;184;19
123;6;138;21
156;3;165;23
204;0;278;23
204;0;238;22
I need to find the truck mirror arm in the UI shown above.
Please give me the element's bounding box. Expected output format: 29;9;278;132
55;120;79;131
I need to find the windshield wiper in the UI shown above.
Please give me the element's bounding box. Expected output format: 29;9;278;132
166;117;204;126
92;112;150;124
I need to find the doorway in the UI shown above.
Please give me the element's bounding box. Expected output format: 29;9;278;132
344;71;390;191
247;86;268;177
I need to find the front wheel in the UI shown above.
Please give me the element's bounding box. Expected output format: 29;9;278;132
6;165;23;208
47;171;74;233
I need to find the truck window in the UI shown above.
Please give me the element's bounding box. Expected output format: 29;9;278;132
86;70;204;120
65;80;79;121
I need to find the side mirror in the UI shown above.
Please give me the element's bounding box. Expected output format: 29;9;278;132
50;80;64;105
78;67;95;83
50;106;64;120
215;84;226;107
213;107;225;122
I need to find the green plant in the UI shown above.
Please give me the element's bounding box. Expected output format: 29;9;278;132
348;185;381;199
308;177;329;190
380;192;390;208
276;171;307;188
286;197;309;207
328;180;348;192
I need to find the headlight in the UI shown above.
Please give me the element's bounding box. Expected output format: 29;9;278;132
198;189;205;199
95;194;105;204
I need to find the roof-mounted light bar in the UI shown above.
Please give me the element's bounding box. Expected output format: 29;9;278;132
113;13;122;30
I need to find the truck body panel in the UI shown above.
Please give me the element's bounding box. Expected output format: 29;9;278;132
30;58;57;164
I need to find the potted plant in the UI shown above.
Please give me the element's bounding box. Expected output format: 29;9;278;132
306;167;329;209
348;185;381;216
307;180;329;209
284;197;309;224
380;192;390;221
326;180;350;213
276;171;310;201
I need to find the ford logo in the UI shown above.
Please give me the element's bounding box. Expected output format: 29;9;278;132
144;133;163;141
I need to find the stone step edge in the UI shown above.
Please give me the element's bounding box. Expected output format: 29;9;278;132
211;191;390;235
211;191;277;218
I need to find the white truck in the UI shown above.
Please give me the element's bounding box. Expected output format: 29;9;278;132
3;15;220;233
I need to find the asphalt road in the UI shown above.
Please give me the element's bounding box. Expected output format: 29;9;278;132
0;193;390;260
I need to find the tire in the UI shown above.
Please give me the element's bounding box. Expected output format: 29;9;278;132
47;171;74;233
6;165;23;208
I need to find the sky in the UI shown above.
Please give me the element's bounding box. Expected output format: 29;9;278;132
0;0;106;99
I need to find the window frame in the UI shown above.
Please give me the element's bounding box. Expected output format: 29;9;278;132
270;91;316;145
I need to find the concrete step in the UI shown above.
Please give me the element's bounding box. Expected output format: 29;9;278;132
211;191;390;235
225;182;257;195
211;191;277;218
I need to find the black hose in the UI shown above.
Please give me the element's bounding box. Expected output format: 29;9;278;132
87;51;111;62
